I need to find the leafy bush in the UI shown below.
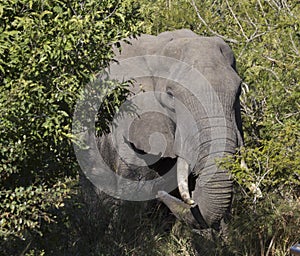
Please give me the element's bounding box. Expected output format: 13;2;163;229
139;0;299;254
1;0;299;255
0;0;142;246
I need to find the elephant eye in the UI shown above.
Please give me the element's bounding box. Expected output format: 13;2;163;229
166;90;174;98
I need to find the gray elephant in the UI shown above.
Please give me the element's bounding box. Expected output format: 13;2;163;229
75;29;243;230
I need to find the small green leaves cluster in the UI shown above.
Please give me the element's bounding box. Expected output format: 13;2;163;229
0;178;72;239
0;0;142;241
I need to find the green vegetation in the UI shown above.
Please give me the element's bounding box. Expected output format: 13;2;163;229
141;1;300;254
1;0;299;255
0;0;142;253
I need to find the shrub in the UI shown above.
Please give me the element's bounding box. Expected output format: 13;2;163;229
139;0;300;254
0;0;142;245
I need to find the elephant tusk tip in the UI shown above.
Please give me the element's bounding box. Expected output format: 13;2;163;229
156;190;168;199
157;191;195;206
185;198;195;205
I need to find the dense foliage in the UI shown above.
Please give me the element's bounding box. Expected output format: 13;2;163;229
1;0;299;255
140;0;300;254
0;0;142;242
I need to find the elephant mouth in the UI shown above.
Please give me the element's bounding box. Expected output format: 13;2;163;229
125;137;177;175
127;132;234;229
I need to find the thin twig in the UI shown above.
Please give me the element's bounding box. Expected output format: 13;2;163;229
289;32;299;55
257;0;266;17
284;111;300;119
189;0;238;44
265;0;278;10
258;232;265;256
248;32;268;42
103;2;119;21
271;0;280;9
20;240;32;256
275;114;284;125
244;9;258;40
243;8;268;43
225;0;248;41
256;159;273;195
283;0;292;13
266;231;277;256
257;66;283;85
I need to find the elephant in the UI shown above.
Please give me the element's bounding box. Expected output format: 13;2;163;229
74;29;243;230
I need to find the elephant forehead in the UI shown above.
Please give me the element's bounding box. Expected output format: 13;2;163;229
163;40;241;90
111;29;241;99
112;30;239;82
161;38;227;65
157;29;199;40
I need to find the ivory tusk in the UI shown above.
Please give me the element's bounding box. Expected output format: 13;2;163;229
177;157;195;205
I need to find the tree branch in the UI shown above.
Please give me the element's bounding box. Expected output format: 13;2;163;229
225;0;248;41
189;0;238;44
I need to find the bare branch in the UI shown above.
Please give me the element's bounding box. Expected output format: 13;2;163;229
103;2;119;21
189;0;238;44
248;31;268;42
271;0;281;9
284;111;300;119
257;66;283;85
242;82;250;94
289;32;299;56
265;0;278;10
225;0;248;41
266;231;277;256
257;0;266;17
275;114;284;125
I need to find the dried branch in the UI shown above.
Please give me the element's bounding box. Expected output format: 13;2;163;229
189;0;238;44
257;66;283;85
103;2;119;21
257;0;266;17
289;32;299;56
284;111;300;119
225;0;248;41
266;231;277;256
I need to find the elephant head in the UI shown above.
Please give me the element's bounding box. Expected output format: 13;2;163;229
77;29;243;229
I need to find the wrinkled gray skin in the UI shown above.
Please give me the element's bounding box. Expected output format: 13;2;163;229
96;29;243;229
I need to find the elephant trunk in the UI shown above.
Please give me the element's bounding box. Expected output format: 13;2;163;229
191;120;236;228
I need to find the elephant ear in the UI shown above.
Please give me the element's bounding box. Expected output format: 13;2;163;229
128;111;176;159
124;77;176;159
